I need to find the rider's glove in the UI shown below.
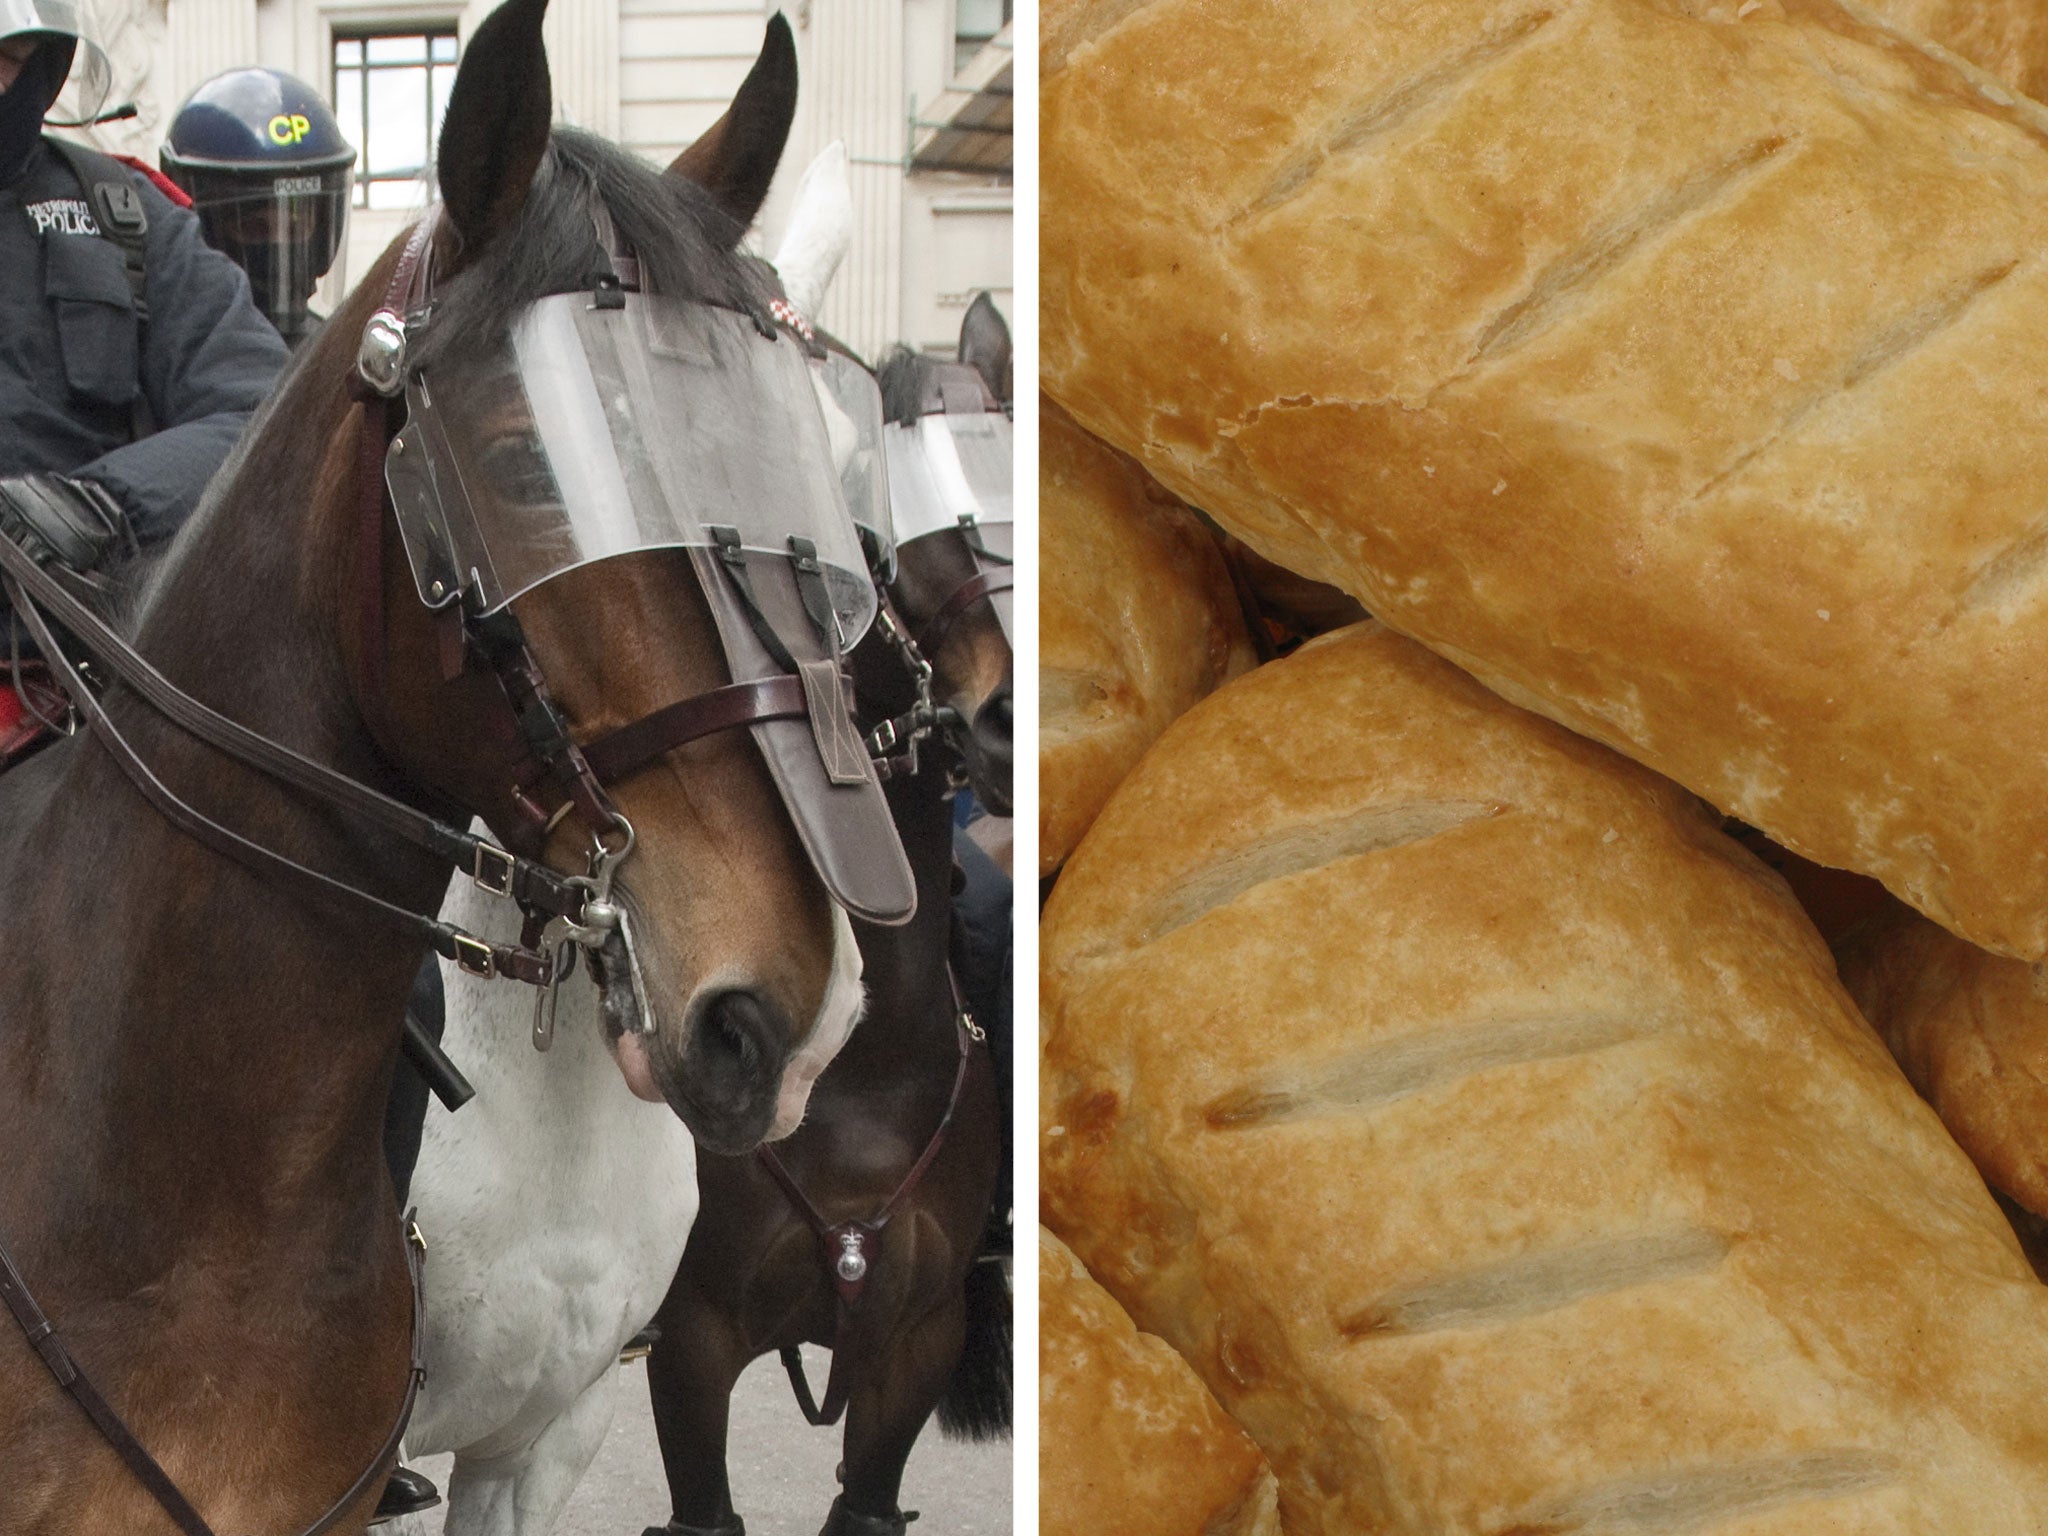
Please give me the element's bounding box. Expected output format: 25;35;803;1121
0;474;132;577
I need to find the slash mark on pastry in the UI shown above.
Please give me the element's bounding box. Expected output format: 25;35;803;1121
1145;800;1504;942
1234;9;1559;224
1200;1010;1644;1130
1691;259;2021;503
1468;136;1792;364
1951;507;2048;620
1491;1449;1895;1534
1334;1229;1728;1338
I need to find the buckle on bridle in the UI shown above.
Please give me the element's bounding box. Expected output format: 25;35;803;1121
451;933;496;978
471;842;516;898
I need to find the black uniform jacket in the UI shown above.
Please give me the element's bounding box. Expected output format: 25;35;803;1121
1;137;288;547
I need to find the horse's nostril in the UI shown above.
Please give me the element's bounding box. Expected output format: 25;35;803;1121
681;986;800;1144
713;1001;760;1071
973;691;1014;749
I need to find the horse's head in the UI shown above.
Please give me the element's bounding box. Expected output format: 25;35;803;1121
871;305;1015;812
318;0;908;1153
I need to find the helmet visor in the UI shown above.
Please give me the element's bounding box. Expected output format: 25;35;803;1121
1;0;109;122
184;169;350;344
388;293;876;645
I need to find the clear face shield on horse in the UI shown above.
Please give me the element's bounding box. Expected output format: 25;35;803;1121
381;279;915;1034
883;366;1014;640
869;363;1014;797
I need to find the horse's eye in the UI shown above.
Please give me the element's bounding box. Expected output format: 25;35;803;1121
481;434;559;510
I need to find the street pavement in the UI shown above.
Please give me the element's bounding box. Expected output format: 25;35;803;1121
404;1343;1015;1536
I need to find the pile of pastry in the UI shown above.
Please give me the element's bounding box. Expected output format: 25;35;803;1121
1038;1;2048;1531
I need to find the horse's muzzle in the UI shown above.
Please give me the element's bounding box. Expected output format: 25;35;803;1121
672;986;795;1155
967;684;1014;815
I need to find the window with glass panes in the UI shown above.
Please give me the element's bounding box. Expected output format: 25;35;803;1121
333;29;457;210
954;0;1009;72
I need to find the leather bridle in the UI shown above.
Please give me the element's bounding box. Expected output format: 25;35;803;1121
865;545;1012;783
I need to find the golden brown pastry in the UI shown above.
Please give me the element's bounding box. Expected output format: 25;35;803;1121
1862;0;2048;102
1040;1227;1281;1536
1040;396;1256;877
1042;624;2048;1534
1837;899;2048;1221
1043;0;2048;957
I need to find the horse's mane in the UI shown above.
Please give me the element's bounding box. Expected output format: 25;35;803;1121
875;346;939;429
415;127;776;369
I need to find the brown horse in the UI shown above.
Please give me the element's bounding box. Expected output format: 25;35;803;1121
0;0;860;1529
644;324;1014;1536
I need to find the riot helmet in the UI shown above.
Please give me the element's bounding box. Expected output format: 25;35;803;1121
0;0;113;184
161;69;354;347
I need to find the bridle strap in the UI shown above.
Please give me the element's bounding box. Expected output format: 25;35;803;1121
762;971;982;1427
0;1216;427;1536
0;539;570;983
580;673;813;783
915;567;1014;661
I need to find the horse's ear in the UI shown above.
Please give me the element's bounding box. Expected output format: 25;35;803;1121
669;13;797;235
436;0;553;254
958;293;1012;403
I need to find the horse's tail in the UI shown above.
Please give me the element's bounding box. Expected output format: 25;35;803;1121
937;1255;1012;1441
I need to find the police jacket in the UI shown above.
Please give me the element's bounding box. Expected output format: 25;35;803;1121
1;137;288;547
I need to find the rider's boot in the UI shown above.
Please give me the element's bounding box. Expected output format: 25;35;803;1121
370;1463;441;1522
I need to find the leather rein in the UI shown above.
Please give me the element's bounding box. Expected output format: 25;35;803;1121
0;215;821;1535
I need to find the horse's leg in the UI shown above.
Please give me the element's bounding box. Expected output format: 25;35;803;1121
824;1295;967;1536
645;1290;751;1533
439;1364;621;1536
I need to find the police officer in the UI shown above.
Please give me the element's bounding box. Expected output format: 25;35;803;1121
160;68;354;349
0;0;285;596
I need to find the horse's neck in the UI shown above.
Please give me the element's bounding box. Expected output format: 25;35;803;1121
840;763;959;1074
0;403;448;1242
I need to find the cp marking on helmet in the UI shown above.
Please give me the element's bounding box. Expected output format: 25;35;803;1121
268;113;314;146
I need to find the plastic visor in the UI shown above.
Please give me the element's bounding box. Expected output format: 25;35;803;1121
883;410;1013;546
809;351;892;580
3;0;111;121
388;293;876;644
187;175;350;346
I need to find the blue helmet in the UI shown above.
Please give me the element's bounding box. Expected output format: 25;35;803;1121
161;68;356;345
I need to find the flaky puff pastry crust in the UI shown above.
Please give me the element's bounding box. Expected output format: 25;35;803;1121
1043;0;2048;958
1040;1228;1281;1536
1862;0;2048;102
1040;397;1256;877
1041;624;2048;1535
1837;899;2048;1221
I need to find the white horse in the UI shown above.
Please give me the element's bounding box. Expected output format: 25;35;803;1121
388;143;862;1536
394;875;863;1534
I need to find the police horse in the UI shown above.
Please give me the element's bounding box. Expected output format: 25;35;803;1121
0;0;898;1528
642;307;1016;1536
384;79;895;1536
386;138;1012;1535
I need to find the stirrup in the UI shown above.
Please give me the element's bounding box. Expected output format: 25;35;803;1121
817;1495;919;1536
644;1519;745;1536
